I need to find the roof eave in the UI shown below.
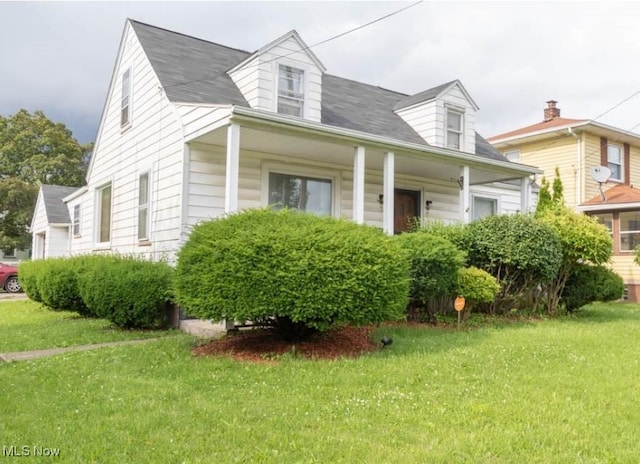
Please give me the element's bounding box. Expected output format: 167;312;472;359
230;106;541;176
578;202;640;212
489;121;591;146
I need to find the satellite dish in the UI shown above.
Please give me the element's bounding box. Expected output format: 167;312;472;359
590;166;611;202
590;166;611;184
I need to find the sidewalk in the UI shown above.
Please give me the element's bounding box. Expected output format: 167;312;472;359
0;338;159;363
0;292;28;300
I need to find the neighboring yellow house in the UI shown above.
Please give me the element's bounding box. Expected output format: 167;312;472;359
488;101;640;301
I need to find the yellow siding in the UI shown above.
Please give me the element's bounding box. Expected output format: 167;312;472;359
610;255;640;284
630;144;640;188
517;137;579;207
583;133;603;203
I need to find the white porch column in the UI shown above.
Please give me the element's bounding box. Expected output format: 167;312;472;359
224;123;240;213
353;146;365;224
520;177;531;213
460;165;470;223
223;123;240;331
383;151;395;235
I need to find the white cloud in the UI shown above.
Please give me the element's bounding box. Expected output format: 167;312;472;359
1;1;639;143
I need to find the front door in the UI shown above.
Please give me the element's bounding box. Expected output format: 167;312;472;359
394;189;420;234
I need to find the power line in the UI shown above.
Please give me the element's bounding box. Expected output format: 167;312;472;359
162;1;423;90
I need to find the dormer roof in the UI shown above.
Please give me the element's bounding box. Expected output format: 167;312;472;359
227;29;326;75
394;79;479;112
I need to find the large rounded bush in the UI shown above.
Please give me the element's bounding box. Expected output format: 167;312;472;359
78;256;173;329
561;264;623;311
174;208;410;341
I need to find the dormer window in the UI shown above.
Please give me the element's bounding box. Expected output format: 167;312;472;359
278;65;304;117
446;108;463;150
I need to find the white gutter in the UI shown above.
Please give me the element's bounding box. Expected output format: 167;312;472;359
230;106;542;177
578;202;640;212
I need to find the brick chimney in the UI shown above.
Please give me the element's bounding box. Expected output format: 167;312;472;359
544;100;561;121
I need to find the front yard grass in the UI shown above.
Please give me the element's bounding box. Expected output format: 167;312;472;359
0;300;175;353
1;301;640;462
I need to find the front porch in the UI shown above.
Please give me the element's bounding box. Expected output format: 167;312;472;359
181;107;540;235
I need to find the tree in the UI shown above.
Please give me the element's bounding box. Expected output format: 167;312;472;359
536;167;564;215
0;110;89;251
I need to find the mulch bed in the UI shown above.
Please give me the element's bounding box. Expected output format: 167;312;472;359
192;325;380;362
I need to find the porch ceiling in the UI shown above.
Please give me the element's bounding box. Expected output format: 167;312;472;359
191;123;529;185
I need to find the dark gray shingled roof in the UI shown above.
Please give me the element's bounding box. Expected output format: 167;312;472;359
129;20;508;162
393;80;457;112
41;184;79;224
475;132;507;161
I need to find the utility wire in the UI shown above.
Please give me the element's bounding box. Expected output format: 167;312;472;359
162;1;423;90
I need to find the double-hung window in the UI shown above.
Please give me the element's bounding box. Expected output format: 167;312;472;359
138;172;150;241
607;144;623;182
268;172;332;216
121;69;131;127
619;212;640;252
277;65;304;117
96;183;112;244
446;109;463;150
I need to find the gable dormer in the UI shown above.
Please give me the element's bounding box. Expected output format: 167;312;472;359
227;30;325;123
394;80;479;153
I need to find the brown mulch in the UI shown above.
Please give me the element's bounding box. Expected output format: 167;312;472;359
192;325;380;362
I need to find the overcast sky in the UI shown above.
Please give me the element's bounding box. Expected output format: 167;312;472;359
1;1;639;144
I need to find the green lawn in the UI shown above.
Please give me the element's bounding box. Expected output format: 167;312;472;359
0;300;176;353
2;301;640;463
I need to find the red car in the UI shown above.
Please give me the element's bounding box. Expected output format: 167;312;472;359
0;263;22;293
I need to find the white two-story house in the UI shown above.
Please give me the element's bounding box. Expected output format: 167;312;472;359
31;19;541;261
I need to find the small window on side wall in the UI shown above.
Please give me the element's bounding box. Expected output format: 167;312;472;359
138;172;150;241
97;183;112;244
121;68;131;128
504;149;521;162
73;204;81;237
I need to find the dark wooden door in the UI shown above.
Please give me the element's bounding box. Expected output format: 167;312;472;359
394;189;420;234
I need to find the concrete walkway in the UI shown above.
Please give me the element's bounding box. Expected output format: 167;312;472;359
0;338;159;363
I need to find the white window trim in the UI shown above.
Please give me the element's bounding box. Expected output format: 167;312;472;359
619;212;640;252
607;143;623;183
94;182;113;248
121;66;132;130
137;171;151;242
73;203;81;237
261;162;341;217
445;107;464;151
272;59;310;118
471;193;500;221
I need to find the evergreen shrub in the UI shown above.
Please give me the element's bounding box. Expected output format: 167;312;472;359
174;208;410;341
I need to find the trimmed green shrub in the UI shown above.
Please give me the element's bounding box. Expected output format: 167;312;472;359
174;208;410;341
18;260;44;303
561;264;624;312
36;257;88;314
78;256;173;329
454;266;500;307
465;213;563;313
537;206;613;314
395;233;465;322
418;220;470;253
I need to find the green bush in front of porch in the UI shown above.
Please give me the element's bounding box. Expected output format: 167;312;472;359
174;208;410;342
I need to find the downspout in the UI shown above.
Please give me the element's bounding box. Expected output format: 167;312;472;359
567;127;581;206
